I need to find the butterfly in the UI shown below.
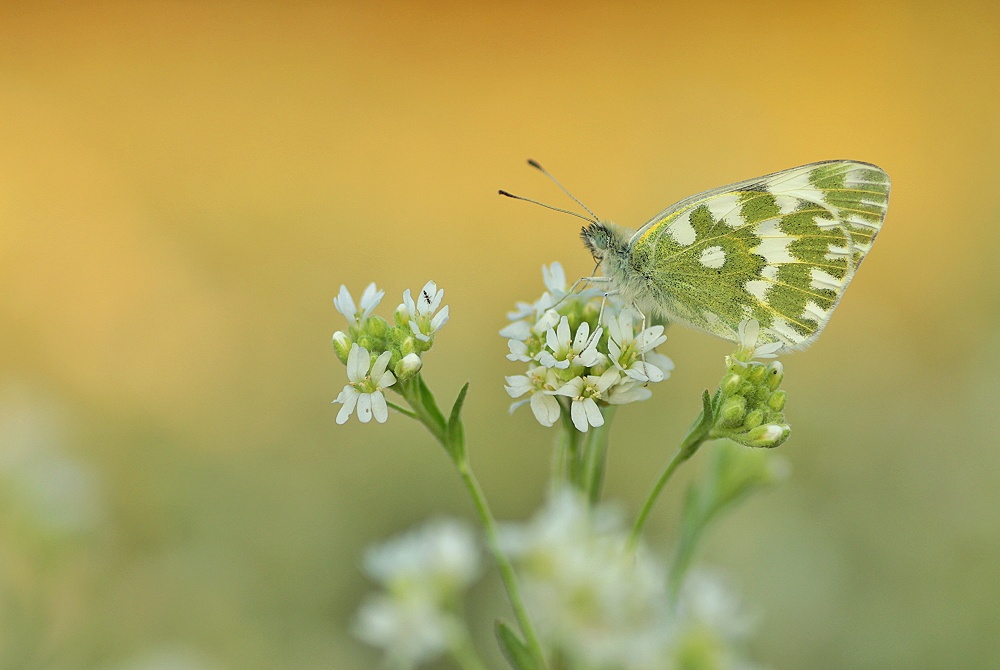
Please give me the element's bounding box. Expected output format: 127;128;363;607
502;160;890;352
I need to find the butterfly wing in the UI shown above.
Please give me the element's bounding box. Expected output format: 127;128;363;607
627;160;890;350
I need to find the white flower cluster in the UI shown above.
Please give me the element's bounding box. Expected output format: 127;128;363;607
332;281;449;424
499;491;757;670
353;520;480;669
503;263;674;432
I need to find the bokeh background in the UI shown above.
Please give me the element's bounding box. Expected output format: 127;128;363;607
1;2;998;668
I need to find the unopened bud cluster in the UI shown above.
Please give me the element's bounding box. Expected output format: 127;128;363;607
711;356;790;448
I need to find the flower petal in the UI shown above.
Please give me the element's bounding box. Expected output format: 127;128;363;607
334;285;356;320
371;391;389;423
530;393;561;427
356;392;373;423
371;351;393;379
583;397;604;428
570;399;589;432
347;344;370;382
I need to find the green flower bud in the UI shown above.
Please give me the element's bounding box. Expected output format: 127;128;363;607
332;331;352;364
720;372;742;396
747;364;767;384
743;409;764;430
718;395;747;427
744;424;790;448
394;353;423;381
394;303;410;327
366;315;390;339
767;390;787;412
767;361;784;391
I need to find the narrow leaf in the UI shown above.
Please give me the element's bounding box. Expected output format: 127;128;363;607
446;382;470;462
495;620;540;670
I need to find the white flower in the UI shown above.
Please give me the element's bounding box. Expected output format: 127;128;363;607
538;316;604;370
503;309;560;363
553;368;620;432
364;519;480;595
605;377;653;405
334;283;384;324
606;311;673;382
399;280;449;342
735;318;783;363
334;344;396;424
353;594;451;670
354;519;479;669
671;571;758;669
505;366;562;427
499;490;675;669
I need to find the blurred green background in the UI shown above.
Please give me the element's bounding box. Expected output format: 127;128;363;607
1;2;999;668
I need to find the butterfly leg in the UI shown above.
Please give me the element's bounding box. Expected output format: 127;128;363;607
578;277;616;350
629;303;653;383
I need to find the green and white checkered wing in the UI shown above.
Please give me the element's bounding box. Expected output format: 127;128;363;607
627;160;890;351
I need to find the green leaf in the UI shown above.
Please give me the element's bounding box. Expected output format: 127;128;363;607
445;382;470;463
415;373;447;438
495;620;541;670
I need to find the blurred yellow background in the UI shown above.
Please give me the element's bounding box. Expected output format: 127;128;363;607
1;2;998;668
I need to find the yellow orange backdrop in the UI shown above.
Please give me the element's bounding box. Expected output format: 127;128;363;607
1;3;999;668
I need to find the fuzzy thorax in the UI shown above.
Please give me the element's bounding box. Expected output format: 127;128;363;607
581;221;651;305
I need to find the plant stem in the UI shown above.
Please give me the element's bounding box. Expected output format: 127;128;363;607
396;378;548;669
628;447;688;550
581;405;616;503
456;460;548;669
627;394;713;550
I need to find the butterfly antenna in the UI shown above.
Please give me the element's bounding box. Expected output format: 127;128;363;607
497;190;596;224
526;159;599;221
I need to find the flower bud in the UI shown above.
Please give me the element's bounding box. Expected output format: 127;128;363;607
766;361;784;390
367;315;390;339
743;409;764;430
745;423;790;448
720;372;742;396
718;395;747;427
394;353;423;381
394;302;410;327
767;390;787;412
747;364;767;384
332;331;352;364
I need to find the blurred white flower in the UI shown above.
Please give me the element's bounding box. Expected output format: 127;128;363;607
499;490;675;669
354;519;479;669
354;594;451;670
399;280;449;342
335;345;396;424
673;571;759;670
0;384;102;536
334;282;384;325
364;519;480;595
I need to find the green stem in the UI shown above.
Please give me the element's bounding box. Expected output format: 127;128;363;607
581;405;616;503
456;460;548;670
627;391;715;550
396;377;548;669
551;409;573;487
385;399;419;420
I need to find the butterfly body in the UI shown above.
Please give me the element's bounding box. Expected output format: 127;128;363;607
579;160;890;352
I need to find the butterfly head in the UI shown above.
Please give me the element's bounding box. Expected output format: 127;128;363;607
581;222;626;262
